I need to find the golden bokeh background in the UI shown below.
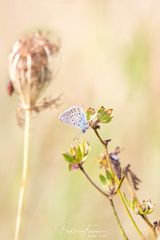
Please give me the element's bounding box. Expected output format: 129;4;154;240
1;0;160;239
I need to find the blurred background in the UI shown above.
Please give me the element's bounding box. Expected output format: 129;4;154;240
1;0;160;239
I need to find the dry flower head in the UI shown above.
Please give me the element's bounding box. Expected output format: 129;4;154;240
9;31;61;124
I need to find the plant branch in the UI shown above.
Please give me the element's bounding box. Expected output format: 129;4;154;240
125;177;157;238
93;128;113;172
78;163;108;198
110;198;129;240
92;127;145;239
78;164;129;240
118;190;145;239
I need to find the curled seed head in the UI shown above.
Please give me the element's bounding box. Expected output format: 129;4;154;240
9;31;61;109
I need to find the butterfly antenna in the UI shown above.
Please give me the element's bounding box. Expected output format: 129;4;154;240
73;130;82;142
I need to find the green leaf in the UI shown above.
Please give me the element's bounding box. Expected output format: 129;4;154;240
97;106;113;123
132;198;138;209
80;143;85;156
82;141;90;156
123;193;140;214
99;174;107;185
106;169;113;183
138;200;154;215
97;106;105;113
144;209;154;215
86;107;95;121
63;153;75;163
82;141;86;156
97;113;112;123
76;145;82;162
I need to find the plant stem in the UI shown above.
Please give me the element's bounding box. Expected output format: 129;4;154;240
15;109;30;240
140;215;156;237
110;199;129;240
125;178;157;238
93;128;113;172
118;190;145;239
78;164;108;198
78;164;129;240
93;128;145;239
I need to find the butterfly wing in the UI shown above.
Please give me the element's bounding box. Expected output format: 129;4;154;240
59;106;89;132
78;109;89;132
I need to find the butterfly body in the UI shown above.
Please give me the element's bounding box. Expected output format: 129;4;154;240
59;106;89;133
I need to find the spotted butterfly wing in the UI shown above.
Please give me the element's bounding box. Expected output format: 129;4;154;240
59;106;89;133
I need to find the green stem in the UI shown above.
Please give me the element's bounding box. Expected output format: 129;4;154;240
15;109;30;240
93;127;145;239
118;190;145;239
126;178;157;238
78;164;108;198
110;199;129;240
78;164;129;240
93;128;113;172
141;215;157;237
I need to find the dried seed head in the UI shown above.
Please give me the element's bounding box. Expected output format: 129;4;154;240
7;80;14;96
9;31;61;109
123;164;141;190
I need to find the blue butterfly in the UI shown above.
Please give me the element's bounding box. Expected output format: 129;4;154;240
59;106;89;133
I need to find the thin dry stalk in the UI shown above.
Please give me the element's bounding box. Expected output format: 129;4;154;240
15;109;30;240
